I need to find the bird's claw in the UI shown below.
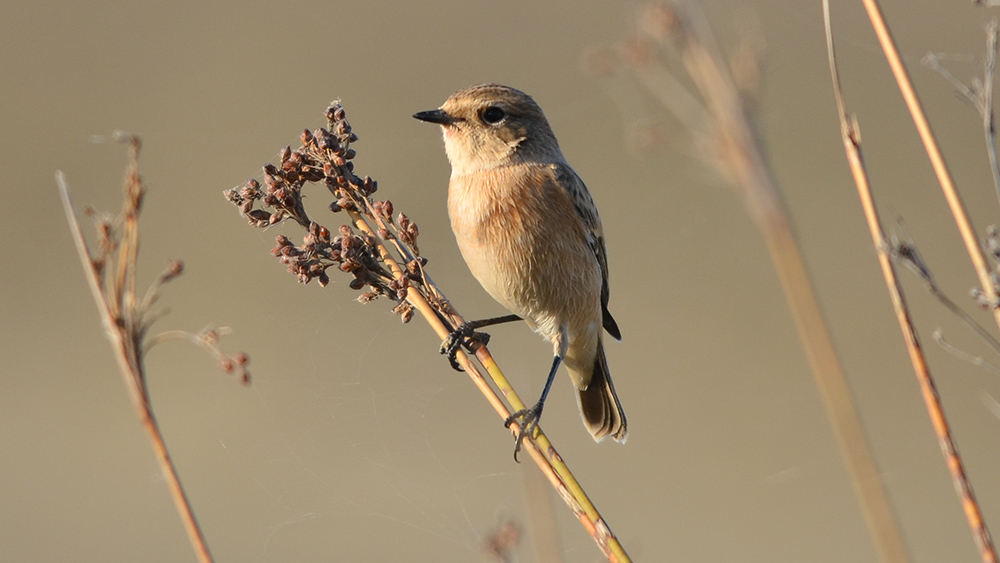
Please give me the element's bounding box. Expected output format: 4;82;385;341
440;322;491;371
504;405;542;462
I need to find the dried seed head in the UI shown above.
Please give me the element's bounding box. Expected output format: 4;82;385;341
162;260;185;282
301;129;315;147
248;209;271;226
302;165;323;182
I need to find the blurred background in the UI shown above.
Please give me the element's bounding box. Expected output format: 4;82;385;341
3;0;1000;561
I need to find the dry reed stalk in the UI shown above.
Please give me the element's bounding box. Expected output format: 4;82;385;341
224;104;631;562
859;0;1000;333
58;134;250;563
589;3;910;561
825;2;998;561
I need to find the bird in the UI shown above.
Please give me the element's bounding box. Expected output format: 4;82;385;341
413;84;626;456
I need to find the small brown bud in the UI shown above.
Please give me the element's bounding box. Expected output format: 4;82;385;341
163;260;184;281
301;129;315;147
248;209;271;223
302;166;323;182
349;278;366;290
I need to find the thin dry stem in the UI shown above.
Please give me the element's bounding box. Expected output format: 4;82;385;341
59;174;214;563
923;21;1000;215
619;3;909;561
59;138;249;563
825;2;997;562
861;0;1000;333
934;330;1000;375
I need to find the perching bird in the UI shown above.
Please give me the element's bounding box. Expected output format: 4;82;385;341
414;84;626;455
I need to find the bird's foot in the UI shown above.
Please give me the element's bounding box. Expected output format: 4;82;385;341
504;403;543;462
440;322;492;371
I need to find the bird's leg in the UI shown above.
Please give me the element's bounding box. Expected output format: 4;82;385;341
505;353;562;461
441;314;521;371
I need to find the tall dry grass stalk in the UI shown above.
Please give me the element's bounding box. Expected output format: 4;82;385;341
58;134;250;563
224;104;632;562
587;2;911;561
824;1;998;561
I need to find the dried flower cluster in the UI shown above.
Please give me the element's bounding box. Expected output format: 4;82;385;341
224;103;430;323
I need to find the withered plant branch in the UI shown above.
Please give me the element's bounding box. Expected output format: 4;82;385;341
923;21;1000;211
226;105;630;563
935;330;1000;375
890;238;1000;359
58;135;249;563
825;3;997;562
861;0;1000;333
620;3;908;561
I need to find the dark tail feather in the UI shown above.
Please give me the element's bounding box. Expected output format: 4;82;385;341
577;342;627;443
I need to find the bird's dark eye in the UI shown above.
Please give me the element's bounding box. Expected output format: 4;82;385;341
481;106;506;124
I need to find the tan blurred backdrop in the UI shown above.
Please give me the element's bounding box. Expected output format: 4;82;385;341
3;1;1000;561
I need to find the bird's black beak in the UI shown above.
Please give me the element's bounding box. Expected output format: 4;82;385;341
413;109;456;125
